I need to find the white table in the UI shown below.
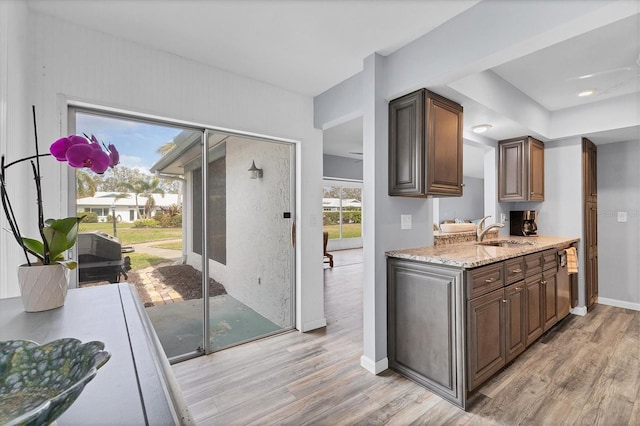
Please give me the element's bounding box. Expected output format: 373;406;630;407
0;284;192;425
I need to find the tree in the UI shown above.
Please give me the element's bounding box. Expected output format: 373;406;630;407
120;177;165;219
76;170;97;198
157;142;175;157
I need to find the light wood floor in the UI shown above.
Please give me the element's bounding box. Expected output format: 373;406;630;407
173;249;640;425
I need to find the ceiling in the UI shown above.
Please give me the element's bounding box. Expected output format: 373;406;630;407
27;0;640;167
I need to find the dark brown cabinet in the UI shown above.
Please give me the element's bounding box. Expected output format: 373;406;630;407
467;288;505;391
387;259;465;407
524;274;544;346
389;89;463;197
583;138;598;308
505;282;526;362
498;136;544;202
542;272;558;330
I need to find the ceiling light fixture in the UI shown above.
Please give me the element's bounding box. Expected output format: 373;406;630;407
472;124;492;134
578;89;596;97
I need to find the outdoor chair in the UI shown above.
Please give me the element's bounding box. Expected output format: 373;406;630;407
323;231;334;268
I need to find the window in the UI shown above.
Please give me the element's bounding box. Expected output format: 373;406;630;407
322;182;362;240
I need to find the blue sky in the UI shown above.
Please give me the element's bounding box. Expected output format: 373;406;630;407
75;113;183;173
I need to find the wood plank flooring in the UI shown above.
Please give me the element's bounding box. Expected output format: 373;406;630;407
173;249;640;425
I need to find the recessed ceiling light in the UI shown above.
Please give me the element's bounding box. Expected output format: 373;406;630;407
472;124;492;134
578;89;596;97
578;74;594;79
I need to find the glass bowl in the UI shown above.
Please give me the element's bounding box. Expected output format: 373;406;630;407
0;338;110;426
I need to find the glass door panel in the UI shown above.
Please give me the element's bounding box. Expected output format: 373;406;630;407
70;108;204;362
205;131;295;352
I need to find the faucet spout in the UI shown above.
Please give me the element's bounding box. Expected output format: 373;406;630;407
476;215;505;242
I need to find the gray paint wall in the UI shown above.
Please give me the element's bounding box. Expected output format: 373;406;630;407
323;154;363;181
439;177;484;223
597;140;640;307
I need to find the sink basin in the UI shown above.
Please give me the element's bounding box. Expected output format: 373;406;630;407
440;223;476;233
477;239;535;248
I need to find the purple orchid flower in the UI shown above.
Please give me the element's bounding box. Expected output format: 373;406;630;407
49;135;88;161
49;134;117;174
108;144;119;168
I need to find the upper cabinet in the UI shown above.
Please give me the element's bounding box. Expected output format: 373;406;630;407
498;136;544;202
389;89;463;197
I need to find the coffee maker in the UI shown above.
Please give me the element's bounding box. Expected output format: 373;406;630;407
510;210;538;236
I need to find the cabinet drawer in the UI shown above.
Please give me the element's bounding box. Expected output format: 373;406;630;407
467;262;504;299
504;257;525;285
524;253;543;277
542;249;557;272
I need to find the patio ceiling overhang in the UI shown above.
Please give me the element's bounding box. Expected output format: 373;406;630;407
151;131;238;176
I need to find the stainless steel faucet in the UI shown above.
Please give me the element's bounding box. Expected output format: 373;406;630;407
477;215;505;242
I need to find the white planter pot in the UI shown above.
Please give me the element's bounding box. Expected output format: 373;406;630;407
18;263;70;312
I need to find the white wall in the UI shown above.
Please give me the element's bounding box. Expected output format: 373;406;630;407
224;139;293;327
323;154;363;181
508;138;586;307
438;177;484;223
597;140;640;309
0;9;325;332
0;1;31;298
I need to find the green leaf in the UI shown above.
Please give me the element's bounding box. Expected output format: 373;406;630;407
56;260;78;270
43;217;81;260
22;237;44;256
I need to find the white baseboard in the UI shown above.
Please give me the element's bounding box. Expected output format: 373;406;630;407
300;317;327;332
360;355;388;375
598;297;640;311
570;306;587;316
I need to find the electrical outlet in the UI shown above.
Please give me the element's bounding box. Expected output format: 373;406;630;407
617;211;628;223
500;213;506;223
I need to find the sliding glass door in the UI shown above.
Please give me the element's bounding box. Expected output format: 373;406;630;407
203;131;295;352
70;108;295;362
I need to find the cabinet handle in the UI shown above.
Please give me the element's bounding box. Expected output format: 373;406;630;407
484;277;497;283
502;299;507;303
541;280;547;285
515;287;522;291
511;268;522;273
460;184;465;187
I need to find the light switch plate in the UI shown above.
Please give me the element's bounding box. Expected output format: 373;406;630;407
617;211;628;223
401;214;412;230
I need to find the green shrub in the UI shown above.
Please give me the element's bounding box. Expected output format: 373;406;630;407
133;219;160;228
79;211;98;223
323;210;361;225
170;214;182;227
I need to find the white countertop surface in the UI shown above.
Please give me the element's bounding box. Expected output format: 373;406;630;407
386;235;580;268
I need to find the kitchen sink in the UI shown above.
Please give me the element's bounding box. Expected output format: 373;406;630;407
477;239;536;248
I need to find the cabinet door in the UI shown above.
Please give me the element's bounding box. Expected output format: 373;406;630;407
389;90;425;196
529;138;545;201
585;200;599;307
542;273;558;330
467;288;506;391
525;273;544;346
426;92;463;196
387;259;464;406
505;282;526;363
498;139;526;201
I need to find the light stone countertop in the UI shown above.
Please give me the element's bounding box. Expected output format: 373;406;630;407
386;235;580;269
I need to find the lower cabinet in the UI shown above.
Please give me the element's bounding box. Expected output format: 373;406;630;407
387;258;465;407
467;281;525;391
505;282;526;362
525;274;544;346
525;269;558;347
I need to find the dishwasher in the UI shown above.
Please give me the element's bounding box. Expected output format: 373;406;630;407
557;249;571;317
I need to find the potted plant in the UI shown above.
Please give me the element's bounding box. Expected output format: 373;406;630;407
0;106;118;312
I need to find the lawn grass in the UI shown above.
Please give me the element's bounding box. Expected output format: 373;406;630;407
126;252;171;270
323;223;362;239
79;222;182;245
151;241;182;250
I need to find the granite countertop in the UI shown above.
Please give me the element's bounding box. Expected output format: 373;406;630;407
386;235;580;269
